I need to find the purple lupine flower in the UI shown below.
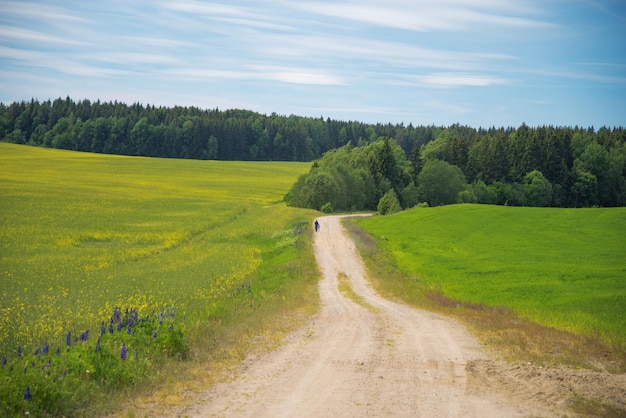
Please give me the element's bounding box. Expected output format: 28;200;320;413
100;321;106;335
80;330;89;342
127;322;132;335
95;337;101;354
43;342;49;355
120;343;127;361
152;329;157;339
113;307;121;323
109;322;114;334
35;347;41;357
117;322;124;332
66;331;72;347
24;385;31;401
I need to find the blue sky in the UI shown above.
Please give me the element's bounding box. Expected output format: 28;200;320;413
1;0;625;128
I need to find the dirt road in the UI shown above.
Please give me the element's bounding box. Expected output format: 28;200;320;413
175;215;617;417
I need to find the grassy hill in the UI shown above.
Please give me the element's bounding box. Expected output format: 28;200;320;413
354;204;626;348
0;143;317;415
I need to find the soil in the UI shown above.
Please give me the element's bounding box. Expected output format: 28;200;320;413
171;215;625;417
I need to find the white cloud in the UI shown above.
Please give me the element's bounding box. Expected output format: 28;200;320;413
0;24;86;46
0;0;622;127
0;1;89;24
407;72;510;87
0;46;131;78
284;0;555;32
254;66;345;85
165;65;344;86
160;1;252;17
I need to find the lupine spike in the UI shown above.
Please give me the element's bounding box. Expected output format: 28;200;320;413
24;385;31;401
95;337;101;354
80;330;89;342
43;342;49;355
120;343;127;361
66;331;72;347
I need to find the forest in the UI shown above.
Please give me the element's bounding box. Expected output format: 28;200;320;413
1;97;625;208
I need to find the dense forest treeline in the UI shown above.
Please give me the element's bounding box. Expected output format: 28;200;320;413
1;97;433;161
1;97;625;208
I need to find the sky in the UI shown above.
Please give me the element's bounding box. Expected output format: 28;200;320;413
0;0;625;128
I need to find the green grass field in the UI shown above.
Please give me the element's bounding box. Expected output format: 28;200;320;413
355;204;626;347
0;143;316;415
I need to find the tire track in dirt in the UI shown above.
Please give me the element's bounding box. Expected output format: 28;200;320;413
176;215;558;417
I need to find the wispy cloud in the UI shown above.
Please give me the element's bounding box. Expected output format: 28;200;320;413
0;24;86;46
165;65;345;86
0;1;89;24
404;72;510;88
0;0;623;127
285;0;556;32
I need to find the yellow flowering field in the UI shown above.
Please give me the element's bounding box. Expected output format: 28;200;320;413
0;143;313;355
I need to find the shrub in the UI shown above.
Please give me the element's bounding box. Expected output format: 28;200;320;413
321;202;333;213
377;189;402;215
417;159;467;206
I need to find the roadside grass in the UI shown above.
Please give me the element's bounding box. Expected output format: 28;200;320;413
336;273;380;313
344;206;626;371
571;394;626;418
0;143;318;416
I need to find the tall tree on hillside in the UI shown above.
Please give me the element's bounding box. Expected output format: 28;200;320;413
575;142;610;205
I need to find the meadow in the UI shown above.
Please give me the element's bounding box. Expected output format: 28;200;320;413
0;143;317;416
353;204;626;349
